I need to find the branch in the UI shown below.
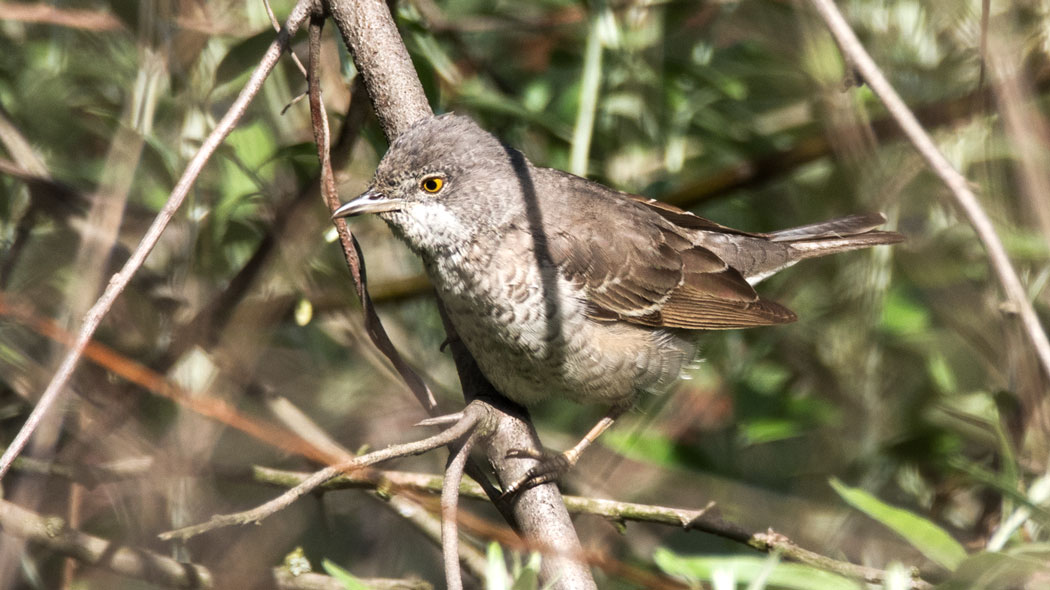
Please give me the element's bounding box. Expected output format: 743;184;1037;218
808;0;1050;380
323;1;596;588
441;431;477;590
251;465;932;588
158;403;483;541
306;9;436;412
0;497;429;590
0;498;212;588
262;390;489;580
0;0;318;482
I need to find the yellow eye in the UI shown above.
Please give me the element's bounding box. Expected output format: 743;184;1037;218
420;176;444;193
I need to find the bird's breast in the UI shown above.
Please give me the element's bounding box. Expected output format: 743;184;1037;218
421;228;696;407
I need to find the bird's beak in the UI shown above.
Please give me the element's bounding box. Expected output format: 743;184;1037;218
331;187;403;219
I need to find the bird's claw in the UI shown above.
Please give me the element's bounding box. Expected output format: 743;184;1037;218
500;447;576;499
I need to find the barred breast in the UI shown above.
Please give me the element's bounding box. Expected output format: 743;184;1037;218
424;226;696;407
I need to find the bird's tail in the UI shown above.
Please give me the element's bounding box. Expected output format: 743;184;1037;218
733;213;903;284
769;213;904;259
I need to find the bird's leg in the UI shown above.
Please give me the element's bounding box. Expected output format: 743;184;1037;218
501;405;628;498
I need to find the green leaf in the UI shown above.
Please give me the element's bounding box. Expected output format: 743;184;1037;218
829;478;966;570
601;428;678;467
486;542;508;590
879;288;930;337
936;549;1050;590
215;30;275;86
653;548;861;590
322;559;369;590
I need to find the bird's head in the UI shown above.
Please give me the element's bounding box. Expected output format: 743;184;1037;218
333;113;528;256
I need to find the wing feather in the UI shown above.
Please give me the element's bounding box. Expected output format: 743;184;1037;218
549;213;797;330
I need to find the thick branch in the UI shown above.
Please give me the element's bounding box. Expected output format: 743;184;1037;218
326;0;433;135
323;2;596;588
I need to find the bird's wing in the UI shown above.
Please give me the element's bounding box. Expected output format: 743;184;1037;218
548;210;796;331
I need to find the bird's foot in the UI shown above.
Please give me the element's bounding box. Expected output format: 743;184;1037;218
500;446;582;499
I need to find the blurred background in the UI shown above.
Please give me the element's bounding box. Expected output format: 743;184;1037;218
1;0;1048;588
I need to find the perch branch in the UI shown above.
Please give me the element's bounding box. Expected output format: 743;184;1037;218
323;1;596;588
251;465;931;588
262;389;488;579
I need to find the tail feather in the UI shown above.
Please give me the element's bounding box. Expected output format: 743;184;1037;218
768;213;892;242
786;230;905;260
736;213;903;284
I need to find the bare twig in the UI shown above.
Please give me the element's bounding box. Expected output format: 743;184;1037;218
0;0;318;482
808;0;1050;380
265;0;308;77
0;2;124;32
0;498;213;587
262;391;489;580
752;530;931;590
158;404;483;541
441;432;477;590
250;465;932;588
307;9;437;412
0;497;430;590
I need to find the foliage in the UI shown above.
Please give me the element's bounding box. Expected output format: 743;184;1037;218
1;0;1049;588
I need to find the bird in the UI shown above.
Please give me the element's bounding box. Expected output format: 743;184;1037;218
333;113;903;492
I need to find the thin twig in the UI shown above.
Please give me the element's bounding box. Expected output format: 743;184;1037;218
262;389;489;580
0;0;318;483
808;0;1050;381
441;432;477;590
308;8;437;412
751;530;931;590
0;497;430;590
158;405;482;541
0;498;213;587
250;465;932;589
264;0;308;77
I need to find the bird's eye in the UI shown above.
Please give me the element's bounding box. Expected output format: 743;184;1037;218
420;176;444;193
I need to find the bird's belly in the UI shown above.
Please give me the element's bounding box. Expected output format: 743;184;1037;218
429;255;695;407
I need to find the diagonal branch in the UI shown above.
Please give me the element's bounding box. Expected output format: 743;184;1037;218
807;0;1050;380
0;497;430;590
0;0;318;482
158;403;483;541
305;9;436;411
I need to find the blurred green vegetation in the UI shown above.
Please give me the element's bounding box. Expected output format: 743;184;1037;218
1;0;1049;588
